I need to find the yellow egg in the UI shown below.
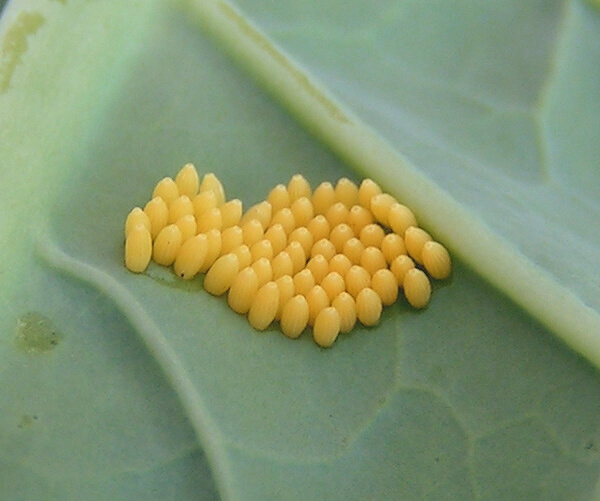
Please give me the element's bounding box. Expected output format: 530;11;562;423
221;225;244;254
270;207;296;235
381;233;406;264
293;268;316;296
125;224;152;273
370;193;397;227
287;174;312;202
280;294;310;339
306;215;331;242
421;241;452;280
192;191;217;220
153;224;183;266
371;269;399;306
250;239;274;262
347;204;374;235
125;207;151;238
248;281;279;330
199;173;226;206
198;229;222;273
359;246;387;275
332;291;357;333
306;285;330;326
320;271;346;301
329;223;354;253
403;268;431;309
272;251;294;279
240;201;272;230
388;203;418;236
345;265;371;298
313;306;341;348
312;181;335;215
175;163;200;198
251;257;273;287
328;253;352;278
196;207;223;233
241;219;265;247
306;255;329;284
359;223;385;248
228;266;259;314
390;255;416;286
288;226;313;257
152;177;179;205
289;196;314;228
144;196;169;239
231;244;252;269
285;241;307;275
325;202;350;228
310;238;337;261
342;237;365;265
175;214;197;242
358;178;382;209
168;195;194;224
356;287;382;326
267;184;291;212
275;275;295;320
173;233;208;280
204;253;240;296
334;177;359;208
220;199;243;228
404;226;432;264
264;223;288;256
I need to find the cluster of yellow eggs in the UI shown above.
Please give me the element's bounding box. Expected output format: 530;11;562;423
124;163;451;347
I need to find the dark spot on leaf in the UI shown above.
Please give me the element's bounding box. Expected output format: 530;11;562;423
17;414;39;429
15;311;61;353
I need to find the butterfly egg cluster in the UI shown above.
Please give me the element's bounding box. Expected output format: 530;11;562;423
124;166;452;348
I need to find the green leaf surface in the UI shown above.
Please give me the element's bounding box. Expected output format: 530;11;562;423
1;0;600;500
